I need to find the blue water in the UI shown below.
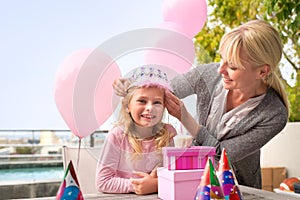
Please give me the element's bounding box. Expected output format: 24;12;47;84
0;167;64;181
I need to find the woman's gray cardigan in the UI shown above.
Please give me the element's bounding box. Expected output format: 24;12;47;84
171;63;288;188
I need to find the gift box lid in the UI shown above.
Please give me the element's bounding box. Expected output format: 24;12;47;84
163;146;216;157
157;167;204;182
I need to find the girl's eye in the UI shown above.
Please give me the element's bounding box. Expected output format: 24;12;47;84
154;101;162;105
137;99;146;104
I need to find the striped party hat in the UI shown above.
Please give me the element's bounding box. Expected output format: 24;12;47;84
56;160;84;200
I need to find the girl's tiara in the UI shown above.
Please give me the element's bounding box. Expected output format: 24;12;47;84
128;66;173;92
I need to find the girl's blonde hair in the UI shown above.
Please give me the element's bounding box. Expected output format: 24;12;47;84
219;19;289;112
117;85;171;159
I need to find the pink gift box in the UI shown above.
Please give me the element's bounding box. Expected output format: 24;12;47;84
157;167;204;200
163;146;216;170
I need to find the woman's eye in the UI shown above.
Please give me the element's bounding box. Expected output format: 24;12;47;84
228;62;239;70
230;67;238;70
154;101;162;105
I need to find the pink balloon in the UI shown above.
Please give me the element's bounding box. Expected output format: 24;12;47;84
157;21;193;38
54;49;92;138
94;62;121;129
162;0;207;38
54;49;121;138
145;49;194;74
145;23;195;73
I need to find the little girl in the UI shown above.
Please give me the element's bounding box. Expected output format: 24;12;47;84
95;66;177;194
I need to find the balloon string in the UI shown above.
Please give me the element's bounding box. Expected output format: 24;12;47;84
76;138;82;173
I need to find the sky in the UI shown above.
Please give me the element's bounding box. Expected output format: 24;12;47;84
1;1;295;133
0;0;168;130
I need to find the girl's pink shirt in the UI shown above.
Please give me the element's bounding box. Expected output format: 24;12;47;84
95;124;176;193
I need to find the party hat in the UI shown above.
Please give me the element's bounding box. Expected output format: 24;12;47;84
194;158;224;200
56;160;84;200
217;148;243;200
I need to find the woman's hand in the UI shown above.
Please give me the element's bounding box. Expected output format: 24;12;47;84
165;90;200;137
112;78;131;97
164;90;183;120
130;172;158;195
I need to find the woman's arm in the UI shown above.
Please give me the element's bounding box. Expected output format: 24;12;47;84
171;63;220;99
166;84;288;165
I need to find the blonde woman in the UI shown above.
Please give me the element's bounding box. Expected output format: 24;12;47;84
96;66;176;194
165;20;289;189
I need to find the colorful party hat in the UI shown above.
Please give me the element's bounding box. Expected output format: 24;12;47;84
217;148;243;200
56;160;84;200
194;158;224;200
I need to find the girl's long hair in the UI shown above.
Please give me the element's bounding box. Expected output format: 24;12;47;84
117;85;171;159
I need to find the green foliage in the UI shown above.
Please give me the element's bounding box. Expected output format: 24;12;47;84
194;0;300;121
287;73;300;121
262;0;299;69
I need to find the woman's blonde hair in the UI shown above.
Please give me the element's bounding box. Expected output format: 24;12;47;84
219;19;289;111
117;85;171;159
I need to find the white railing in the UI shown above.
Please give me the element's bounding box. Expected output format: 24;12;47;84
0;130;108;167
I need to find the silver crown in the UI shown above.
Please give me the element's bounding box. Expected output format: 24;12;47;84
128;66;172;91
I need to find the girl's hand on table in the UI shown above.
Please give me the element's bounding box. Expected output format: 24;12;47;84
130;172;158;195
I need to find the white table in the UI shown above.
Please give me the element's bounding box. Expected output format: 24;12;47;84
28;185;300;200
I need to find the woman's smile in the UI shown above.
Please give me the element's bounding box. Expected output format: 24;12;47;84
222;76;233;83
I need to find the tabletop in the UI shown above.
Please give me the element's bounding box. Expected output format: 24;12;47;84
26;185;300;200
